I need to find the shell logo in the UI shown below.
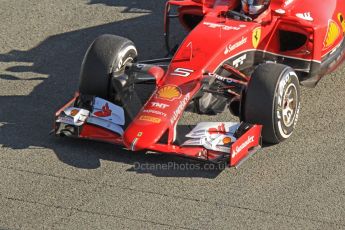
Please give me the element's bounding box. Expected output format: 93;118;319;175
222;137;232;145
156;85;182;101
70;109;79;117
324;20;340;49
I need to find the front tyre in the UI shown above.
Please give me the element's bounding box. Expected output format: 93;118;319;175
79;34;137;99
242;63;301;144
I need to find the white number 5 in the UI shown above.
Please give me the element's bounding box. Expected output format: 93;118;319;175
171;68;194;77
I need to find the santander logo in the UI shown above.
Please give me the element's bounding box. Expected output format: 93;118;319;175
232;136;255;158
224;37;247;55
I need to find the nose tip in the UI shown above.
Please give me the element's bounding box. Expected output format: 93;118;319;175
123;130;149;151
123;136;141;151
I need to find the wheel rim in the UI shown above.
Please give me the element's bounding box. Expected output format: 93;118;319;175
114;56;134;73
113;45;137;74
282;83;298;127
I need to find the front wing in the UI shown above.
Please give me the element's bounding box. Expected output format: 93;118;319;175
54;95;262;167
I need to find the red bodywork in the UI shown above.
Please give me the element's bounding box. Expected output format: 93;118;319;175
55;0;345;166
125;0;345;149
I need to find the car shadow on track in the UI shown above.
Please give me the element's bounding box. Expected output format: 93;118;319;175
0;0;223;178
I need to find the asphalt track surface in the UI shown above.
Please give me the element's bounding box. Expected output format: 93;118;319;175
0;1;345;229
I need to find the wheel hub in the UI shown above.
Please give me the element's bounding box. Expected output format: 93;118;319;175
282;83;298;127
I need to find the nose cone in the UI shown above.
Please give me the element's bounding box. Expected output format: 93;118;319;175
123;118;167;151
123;85;193;151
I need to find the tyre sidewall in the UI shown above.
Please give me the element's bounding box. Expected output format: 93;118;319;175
273;69;301;141
112;44;137;76
79;35;137;99
242;63;301;144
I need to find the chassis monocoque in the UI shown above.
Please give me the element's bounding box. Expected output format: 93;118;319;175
54;0;345;167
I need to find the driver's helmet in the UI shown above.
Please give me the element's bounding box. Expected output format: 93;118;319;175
241;0;270;16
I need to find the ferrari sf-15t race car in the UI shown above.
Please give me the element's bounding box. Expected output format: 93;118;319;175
54;0;345;167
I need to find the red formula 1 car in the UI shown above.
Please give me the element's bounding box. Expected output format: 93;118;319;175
54;0;345;167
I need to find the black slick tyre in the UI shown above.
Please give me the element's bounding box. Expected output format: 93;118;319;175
79;34;137;99
242;63;301;144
